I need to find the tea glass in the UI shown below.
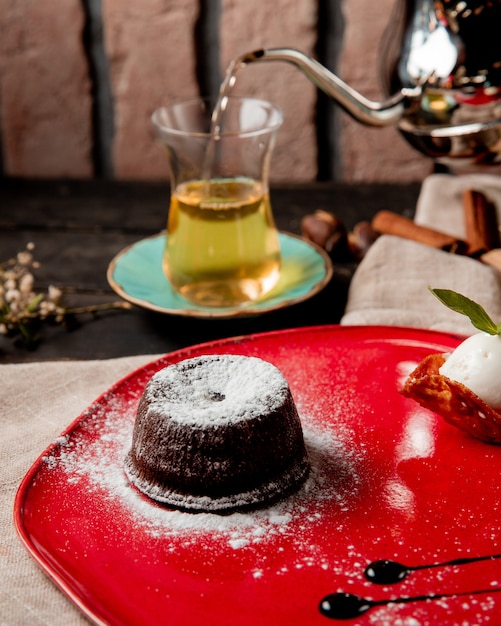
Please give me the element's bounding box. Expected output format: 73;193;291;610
151;97;283;308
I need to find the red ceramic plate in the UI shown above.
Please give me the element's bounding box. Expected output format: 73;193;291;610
14;325;501;625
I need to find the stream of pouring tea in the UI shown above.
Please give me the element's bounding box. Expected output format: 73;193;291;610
202;57;242;181
211;59;241;132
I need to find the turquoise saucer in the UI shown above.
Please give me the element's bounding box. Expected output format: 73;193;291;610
107;232;333;318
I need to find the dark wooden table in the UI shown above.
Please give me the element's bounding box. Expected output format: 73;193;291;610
0;177;421;363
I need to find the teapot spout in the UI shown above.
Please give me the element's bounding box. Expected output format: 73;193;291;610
240;48;422;127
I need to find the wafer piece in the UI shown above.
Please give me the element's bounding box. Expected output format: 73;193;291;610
401;353;501;443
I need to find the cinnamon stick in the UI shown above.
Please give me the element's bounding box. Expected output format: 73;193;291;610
371;210;468;253
462;189;500;256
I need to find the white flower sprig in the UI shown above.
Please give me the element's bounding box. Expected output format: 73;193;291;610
0;243;131;348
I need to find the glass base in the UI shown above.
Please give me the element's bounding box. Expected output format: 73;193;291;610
173;270;281;308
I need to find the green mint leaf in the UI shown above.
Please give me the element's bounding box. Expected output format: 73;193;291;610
429;287;500;335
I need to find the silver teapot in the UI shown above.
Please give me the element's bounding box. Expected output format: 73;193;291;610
238;0;501;167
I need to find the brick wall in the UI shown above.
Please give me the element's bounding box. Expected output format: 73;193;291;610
0;0;431;183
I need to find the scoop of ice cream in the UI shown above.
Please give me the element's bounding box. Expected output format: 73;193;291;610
439;332;501;410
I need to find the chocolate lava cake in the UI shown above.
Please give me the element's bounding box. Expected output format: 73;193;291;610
124;354;310;513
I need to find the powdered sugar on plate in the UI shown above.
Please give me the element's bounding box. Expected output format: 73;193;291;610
41;391;366;553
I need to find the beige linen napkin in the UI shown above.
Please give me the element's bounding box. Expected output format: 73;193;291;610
415;173;501;239
341;173;501;336
1;354;161;626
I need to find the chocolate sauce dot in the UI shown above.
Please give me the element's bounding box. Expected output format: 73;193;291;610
364;559;410;584
319;586;501;620
319;592;374;620
364;553;501;586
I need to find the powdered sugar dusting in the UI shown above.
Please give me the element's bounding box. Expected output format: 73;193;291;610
142;355;289;426
41;395;365;550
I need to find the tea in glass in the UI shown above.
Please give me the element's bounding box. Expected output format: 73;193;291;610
165;177;280;307
152;97;283;308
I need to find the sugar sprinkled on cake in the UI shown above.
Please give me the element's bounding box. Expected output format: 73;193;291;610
142;355;289;426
